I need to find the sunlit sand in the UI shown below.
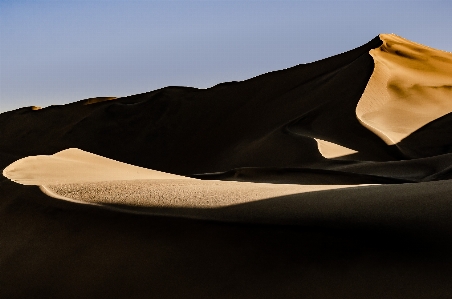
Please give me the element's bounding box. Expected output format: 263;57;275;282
314;138;358;158
356;33;452;144
3;148;367;208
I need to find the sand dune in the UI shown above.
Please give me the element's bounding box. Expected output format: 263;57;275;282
3;148;188;185
4;148;363;209
356;33;452;144
2;34;452;298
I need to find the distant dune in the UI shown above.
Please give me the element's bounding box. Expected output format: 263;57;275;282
1;34;452;298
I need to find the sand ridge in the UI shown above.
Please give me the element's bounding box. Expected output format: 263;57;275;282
2;148;190;185
3;149;370;209
356;33;452;145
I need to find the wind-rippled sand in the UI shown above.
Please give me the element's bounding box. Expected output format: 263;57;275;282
45;179;356;208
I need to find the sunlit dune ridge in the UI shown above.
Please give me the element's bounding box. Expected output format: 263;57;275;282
3;149;368;208
2;148;189;185
356;33;452;145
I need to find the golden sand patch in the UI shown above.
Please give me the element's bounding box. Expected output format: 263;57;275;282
2;148;188;185
356;33;452;144
3;149;370;208
314;138;358;159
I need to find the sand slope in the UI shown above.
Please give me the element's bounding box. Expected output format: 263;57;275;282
3;148;189;185
4;148;363;209
357;33;452;144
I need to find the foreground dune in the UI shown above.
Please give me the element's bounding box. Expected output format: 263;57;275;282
3;148;189;185
356;33;452;144
4;148;364;209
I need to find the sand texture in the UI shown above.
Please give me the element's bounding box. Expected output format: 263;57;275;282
4;148;362;209
2;34;452;298
44;179;359;208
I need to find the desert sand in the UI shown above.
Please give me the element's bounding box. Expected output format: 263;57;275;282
4;148;364;209
2;34;452;298
314;138;358;158
3;148;189;185
356;33;452;144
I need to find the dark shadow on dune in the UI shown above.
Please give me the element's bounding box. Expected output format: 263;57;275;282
0;37;384;176
191;151;452;184
389;112;452;159
2;179;452;299
191;167;414;184
44;179;452;241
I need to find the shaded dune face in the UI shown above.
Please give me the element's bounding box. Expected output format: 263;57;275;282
0;36;388;177
83;97;117;105
356;33;452;146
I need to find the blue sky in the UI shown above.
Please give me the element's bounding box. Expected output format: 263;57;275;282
1;0;451;113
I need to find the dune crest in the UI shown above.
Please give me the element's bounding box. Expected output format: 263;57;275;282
3;149;369;209
314;138;358;159
2;148;189;185
356;33;452;145
83;97;117;105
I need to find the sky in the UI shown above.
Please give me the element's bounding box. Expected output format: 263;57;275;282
1;0;451;113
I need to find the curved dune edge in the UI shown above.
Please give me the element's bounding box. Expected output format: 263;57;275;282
356;33;452;145
3;149;373;209
42;180;366;209
2;148;190;185
314;138;358;158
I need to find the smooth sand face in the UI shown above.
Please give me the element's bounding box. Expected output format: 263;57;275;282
3;149;370;209
314;138;358;159
3;148;189;185
356;33;452;145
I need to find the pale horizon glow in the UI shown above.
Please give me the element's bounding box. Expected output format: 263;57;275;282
1;0;452;113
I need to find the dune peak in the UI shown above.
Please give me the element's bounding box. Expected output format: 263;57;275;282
356;33;452;145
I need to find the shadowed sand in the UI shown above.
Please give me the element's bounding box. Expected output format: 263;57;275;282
4;148;365;209
356;33;452;144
